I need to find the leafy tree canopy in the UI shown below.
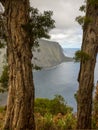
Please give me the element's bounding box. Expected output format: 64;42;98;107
0;6;55;48
35;95;73;116
22;7;55;47
74;50;90;62
75;0;98;28
0;6;55;91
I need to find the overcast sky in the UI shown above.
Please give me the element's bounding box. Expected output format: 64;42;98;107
30;0;84;48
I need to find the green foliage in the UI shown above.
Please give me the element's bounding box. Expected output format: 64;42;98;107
0;103;76;130
0;65;8;92
22;7;55;47
74;91;78;103
75;0;86;27
0;42;5;48
0;13;7;48
35;98;50;115
34;95;75;130
35;112;76;130
43;113;54;130
57;113;76;129
76;1;95;28
33;65;42;70
0;7;55;48
35;95;73;116
74;50;90;62
0;64;42;92
84;17;93;27
89;0;98;6
79;5;86;12
0;7;55;90
76;16;93;27
75;16;85;26
49;95;73;115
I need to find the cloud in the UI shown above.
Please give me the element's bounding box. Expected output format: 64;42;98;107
30;0;84;48
50;28;82;48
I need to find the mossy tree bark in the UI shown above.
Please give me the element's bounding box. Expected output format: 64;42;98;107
77;1;98;129
0;0;35;130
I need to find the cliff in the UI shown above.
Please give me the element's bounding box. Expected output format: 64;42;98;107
0;39;72;74
0;48;6;74
0;40;73;106
32;39;72;68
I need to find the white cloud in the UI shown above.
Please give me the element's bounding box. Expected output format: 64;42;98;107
30;0;84;48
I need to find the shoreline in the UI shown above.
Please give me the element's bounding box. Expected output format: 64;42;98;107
33;56;74;72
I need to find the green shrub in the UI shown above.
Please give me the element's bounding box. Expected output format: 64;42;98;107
74;50;90;62
43;113;54;130
49;95;73;115
35;112;77;130
35;95;73;116
35;98;51;115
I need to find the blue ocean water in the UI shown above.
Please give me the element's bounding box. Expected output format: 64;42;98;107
33;48;98;112
63;48;80;58
34;62;79;112
0;48;98;112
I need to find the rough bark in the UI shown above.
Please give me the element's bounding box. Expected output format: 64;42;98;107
93;81;98;127
77;1;98;129
3;0;35;130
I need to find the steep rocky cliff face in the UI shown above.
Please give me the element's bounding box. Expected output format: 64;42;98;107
32;39;72;68
0;39;72;74
0;39;72;105
0;48;6;74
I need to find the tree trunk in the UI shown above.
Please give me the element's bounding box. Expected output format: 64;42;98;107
3;0;35;130
93;81;98;128
77;1;98;129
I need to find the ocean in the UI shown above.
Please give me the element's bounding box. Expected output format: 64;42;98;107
33;48;98;112
0;48;98;112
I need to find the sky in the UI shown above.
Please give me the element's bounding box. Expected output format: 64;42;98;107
30;0;84;48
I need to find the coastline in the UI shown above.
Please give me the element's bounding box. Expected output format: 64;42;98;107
33;56;74;72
